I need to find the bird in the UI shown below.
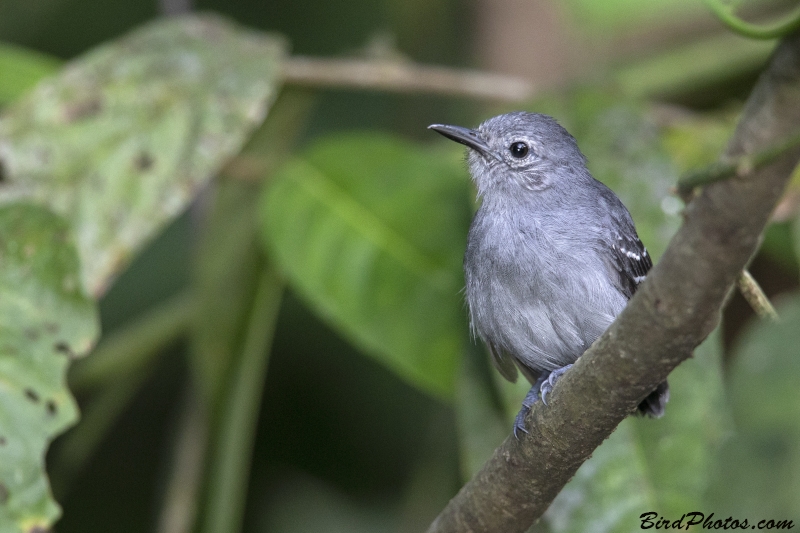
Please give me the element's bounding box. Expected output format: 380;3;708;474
428;112;669;438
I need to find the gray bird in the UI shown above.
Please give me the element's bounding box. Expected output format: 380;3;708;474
429;112;669;438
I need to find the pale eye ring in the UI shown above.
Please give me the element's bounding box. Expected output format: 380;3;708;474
509;141;529;158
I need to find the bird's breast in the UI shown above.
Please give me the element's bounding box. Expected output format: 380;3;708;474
464;207;626;371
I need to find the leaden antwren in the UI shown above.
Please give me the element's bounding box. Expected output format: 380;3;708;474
429;112;669;438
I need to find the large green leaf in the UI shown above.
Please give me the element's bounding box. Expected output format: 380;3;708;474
0;204;99;533
706;295;800;517
544;332;728;532
0;14;286;297
260;134;471;398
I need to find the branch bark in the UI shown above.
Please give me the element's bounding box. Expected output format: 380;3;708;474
281;57;534;102
427;32;800;533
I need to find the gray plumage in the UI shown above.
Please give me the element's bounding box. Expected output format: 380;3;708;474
429;112;668;437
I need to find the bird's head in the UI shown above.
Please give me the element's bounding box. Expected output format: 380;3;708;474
429;111;587;199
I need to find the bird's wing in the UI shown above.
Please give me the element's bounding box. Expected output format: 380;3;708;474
606;228;652;299
602;203;653;299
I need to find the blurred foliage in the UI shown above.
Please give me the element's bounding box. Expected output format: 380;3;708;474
703;0;800;40
0;14;285;532
260;134;471;398
564;0;706;35
614;34;775;103
707;294;800;517
0;15;285;296
0;44;60;105
0;1;798;533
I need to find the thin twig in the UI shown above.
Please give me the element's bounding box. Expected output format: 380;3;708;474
199;266;284;533
156;386;209;533
676;129;800;199
69;292;195;391
282;56;535;102
737;270;779;320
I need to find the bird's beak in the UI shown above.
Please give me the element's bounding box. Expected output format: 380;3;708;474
428;124;497;160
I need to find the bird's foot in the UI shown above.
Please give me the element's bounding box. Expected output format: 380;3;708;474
540;364;572;405
513;373;547;439
512;365;574;440
512;412;529;440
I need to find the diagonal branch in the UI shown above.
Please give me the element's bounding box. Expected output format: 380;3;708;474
427;32;800;533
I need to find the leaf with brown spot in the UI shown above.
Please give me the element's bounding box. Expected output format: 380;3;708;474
0;204;99;533
0;14;286;297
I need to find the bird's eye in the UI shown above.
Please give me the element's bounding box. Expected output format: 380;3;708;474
509;141;529;158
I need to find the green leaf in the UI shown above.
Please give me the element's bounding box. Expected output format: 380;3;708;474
0;15;287;531
544;332;728;532
260;134;471;398
706;295;800;517
0;43;60;106
0;14;286;297
0;203;99;533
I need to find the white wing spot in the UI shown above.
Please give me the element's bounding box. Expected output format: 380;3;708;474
625;250;641;260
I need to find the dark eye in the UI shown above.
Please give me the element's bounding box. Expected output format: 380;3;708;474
509;141;529;158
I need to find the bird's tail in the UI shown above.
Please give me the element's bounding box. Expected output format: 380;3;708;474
637;380;669;418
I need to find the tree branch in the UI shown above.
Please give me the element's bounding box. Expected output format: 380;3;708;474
281;56;534;102
427;32;800;533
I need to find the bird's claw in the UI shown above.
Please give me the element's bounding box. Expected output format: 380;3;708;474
540;364;572;405
512;365;573;439
513;412;530;440
512;379;543;439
